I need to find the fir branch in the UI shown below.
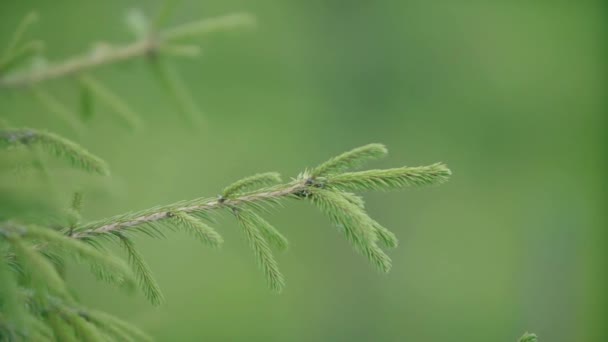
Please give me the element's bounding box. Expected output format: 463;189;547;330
326;163;451;192
0;128;110;175
169;211;223;247
117;234;164;306
308;187;392;273
233;209;285;292
311;143;388;177
239;209;288;251
0;13;256;89
222;172;282;198
372;220;399;248
71;182;305;239
65;144;449;290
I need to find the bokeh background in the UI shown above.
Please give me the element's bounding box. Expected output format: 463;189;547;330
1;0;606;341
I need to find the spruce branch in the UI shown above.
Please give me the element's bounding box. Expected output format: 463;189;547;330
324;163;451;192
0;12;255;89
169;211;223;247
0;128;110;175
67;144;449;289
311;143;388;177
222;172;282;198
117;235;165;306
232;208;285;293
71;183;305;239
308;187;392;273
238;209;288;251
0;142;449;333
334;191;398;246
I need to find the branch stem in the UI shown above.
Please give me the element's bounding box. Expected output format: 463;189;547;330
0;39;157;88
71;182;306;239
0;13;254;89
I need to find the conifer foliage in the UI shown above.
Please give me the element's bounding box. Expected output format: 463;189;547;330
0;3;533;342
1;134;450;340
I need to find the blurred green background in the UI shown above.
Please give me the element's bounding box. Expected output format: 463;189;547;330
1;0;606;341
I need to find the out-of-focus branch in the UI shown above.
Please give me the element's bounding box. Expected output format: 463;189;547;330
0;13;255;89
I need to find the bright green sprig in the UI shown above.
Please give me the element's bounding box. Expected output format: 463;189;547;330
70;144;449;288
118;235;165;306
170;211;223;247
333;192;398;247
372;220;398;248
308;187;392;273
311;143;387;177
233;209;285;292
223;172;282;198
240;209;288;251
0;128;109;175
326;163;451;192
